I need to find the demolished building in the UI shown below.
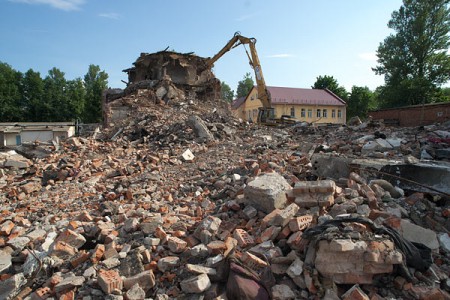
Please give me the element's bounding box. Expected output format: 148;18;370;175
104;51;221;126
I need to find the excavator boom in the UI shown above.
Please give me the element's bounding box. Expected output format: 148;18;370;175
207;32;272;121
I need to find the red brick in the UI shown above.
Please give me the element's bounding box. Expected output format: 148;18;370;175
287;231;305;251
260;209;281;229
155;227;167;240
259;226;281;242
240;251;268;272
207;240;227;255
289;215;313;232
32;287;52;300
341;284;370;300
184;235;200;247
0;220;15;236
233;228;254;248
70;250;90;268
276;225;292;240
58;289;75;300
404;193;424;206
98;269;123;294
91;244;105;264
51;241;77;259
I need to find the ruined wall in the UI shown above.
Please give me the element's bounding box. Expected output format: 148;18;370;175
369;102;450;126
124;51;215;87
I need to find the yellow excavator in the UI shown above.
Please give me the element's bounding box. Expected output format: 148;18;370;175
206;32;283;124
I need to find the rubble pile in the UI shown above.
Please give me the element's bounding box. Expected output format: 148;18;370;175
1;77;450;299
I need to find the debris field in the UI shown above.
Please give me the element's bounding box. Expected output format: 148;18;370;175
0;51;450;300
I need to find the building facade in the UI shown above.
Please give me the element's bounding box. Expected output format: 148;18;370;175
232;86;347;124
0;123;75;147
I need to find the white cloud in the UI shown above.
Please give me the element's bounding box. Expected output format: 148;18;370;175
99;12;120;20
236;12;259;22
9;0;85;11
358;52;378;61
266;54;296;58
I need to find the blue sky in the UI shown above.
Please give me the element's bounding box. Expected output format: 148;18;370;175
1;0;403;93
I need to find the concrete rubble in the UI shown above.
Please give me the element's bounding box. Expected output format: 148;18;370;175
0;53;450;299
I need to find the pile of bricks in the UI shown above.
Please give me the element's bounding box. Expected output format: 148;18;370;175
0;90;449;299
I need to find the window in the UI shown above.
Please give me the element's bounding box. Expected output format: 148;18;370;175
251;96;254;101
317;109;321;118
323;109;328;118
301;108;306;118
307;109;312;118
290;107;295;117
253;109;257;119
248;111;251;120
338;110;342;118
332;109;336;118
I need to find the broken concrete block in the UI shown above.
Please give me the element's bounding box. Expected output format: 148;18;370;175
4;155;31;169
438;233;450;253
7;236;30;251
0;273;26;300
244;173;292;213
0;251;12;273
287;257;304;279
186;264;217;276
123;270;155;292
271;284;296;300
400;219;439;250
54;276;85;293
193;216;221;240
157;256;180;272
180;273;211;293
188;115;215;141
272;203;299;227
168;236;187;253
315;239;402;284
181;149;195;161
125;283;146;300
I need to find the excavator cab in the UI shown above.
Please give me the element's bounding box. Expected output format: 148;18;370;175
257;107;275;124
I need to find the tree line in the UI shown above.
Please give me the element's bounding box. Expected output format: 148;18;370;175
221;0;450;120
0;63;108;123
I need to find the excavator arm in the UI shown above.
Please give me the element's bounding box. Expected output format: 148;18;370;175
207;32;272;119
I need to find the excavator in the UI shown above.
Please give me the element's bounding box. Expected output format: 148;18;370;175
206;32;288;124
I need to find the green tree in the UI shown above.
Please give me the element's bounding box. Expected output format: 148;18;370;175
374;0;450;107
236;72;254;98
312;75;348;101
347;86;376;120
43;68;69;121
83;64;108;123
20;69;44;121
220;81;234;102
66;78;86;120
0;62;22;121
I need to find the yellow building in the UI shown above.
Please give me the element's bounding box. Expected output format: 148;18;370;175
232;86;347;124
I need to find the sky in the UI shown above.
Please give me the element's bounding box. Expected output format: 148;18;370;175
0;0;404;93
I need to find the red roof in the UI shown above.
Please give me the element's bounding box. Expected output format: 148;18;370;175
267;86;346;106
231;96;246;109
